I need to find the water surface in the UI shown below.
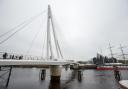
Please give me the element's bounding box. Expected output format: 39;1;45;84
0;68;128;89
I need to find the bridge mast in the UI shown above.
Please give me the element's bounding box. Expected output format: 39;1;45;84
47;5;53;60
46;5;63;60
46;5;50;60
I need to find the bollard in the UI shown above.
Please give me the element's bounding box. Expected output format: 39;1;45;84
78;70;82;81
41;69;46;80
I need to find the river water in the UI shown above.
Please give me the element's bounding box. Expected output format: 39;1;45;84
0;67;128;89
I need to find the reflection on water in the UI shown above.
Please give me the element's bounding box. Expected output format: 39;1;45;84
49;81;61;89
0;67;12;89
0;67;128;89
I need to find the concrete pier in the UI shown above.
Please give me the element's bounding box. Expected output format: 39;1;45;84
50;65;61;82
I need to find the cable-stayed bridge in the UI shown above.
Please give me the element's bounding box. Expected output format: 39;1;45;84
0;5;74;86
0;5;73;63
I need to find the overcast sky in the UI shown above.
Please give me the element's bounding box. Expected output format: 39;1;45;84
0;0;128;61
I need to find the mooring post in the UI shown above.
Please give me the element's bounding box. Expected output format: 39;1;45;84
41;69;46;80
50;65;61;82
78;70;82;81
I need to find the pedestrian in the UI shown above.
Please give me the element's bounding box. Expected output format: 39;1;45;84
12;55;14;59
19;56;23;60
113;66;120;81
3;52;8;59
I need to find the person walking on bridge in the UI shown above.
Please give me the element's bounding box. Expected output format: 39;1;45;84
3;52;8;59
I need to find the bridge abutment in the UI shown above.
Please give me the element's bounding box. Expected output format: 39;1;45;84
50;65;61;82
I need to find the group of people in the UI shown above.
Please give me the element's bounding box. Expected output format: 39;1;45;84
2;52;23;60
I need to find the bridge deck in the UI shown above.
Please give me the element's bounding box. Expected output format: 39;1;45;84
0;59;72;66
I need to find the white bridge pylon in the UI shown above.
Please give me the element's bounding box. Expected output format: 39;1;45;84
46;5;63;60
